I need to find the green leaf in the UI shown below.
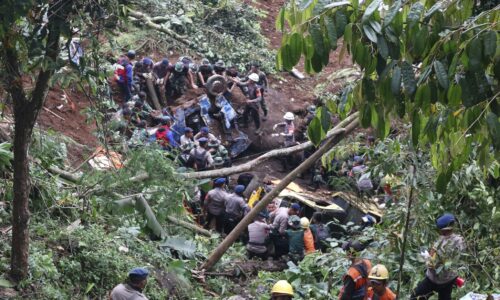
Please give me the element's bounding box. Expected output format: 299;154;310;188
415;83;431;108
317;106;332;132
467;38;483;71
363;24;378;43
276;7;285;31
433;60;449;90
303;35;315;59
161;236;197;259
423;2;442;22
412;110;420;147
362;77;376;103
391;65;401;95
288;33;303;66
309;23;326;57
446;84;462;107
407;2;424;27
486;112;500;151
424;114;439;143
324;16;338;50
383;0;401;27
362;0;382;23
335;10;348;35
369;20;382;34
360;103;372;127
482;30;497;60
0;278;15;288
436;168;452;194
401;61;416;95
377;35;388;58
307;116;326;146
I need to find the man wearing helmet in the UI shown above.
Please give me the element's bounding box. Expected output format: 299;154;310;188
270;280;294;300
411;213;465;300
367;264;396;300
338;240;372;300
165;60;198;99
242;73;263;133
197;58;215;86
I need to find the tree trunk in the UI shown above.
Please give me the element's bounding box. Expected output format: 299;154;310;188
1;2;65;280
10;123;32;280
199;115;359;271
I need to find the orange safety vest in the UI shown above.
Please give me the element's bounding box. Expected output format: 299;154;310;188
338;259;372;300
366;287;396;300
304;228;315;254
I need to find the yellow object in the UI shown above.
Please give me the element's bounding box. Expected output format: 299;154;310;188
248;187;263;208
368;264;389;280
300;217;310;229
271;280;294;296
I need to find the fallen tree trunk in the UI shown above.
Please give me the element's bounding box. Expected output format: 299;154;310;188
145;77;162;110
167;216;211;237
199;114;360;271
183;112;359;179
127;9;194;47
47;165;82;182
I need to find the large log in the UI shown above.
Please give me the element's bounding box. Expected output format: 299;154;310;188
199;114;360;271
182;112;359;179
144;76;162;110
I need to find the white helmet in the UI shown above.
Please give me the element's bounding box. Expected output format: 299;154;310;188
248;73;260;82
284;112;295;121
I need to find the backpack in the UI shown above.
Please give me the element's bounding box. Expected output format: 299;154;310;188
194;149;208;170
114;57;128;82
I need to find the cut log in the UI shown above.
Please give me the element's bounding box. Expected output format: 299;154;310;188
199;114;360;271
167;216;211;237
145;76;162;110
182;112;359;179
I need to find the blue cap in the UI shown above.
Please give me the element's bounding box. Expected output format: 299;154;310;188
234;185;245;194
128;267;149;279
291;203;300;211
201;126;209;133
143;57;153;65
184;127;193;133
259;210;269;218
198;137;208;143
162;58;169;65
214;178;226;185
127;50;136;58
437;213;455;229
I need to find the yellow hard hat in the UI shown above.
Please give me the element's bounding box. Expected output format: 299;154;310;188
368;264;389;280
300;217;310;229
271;280;294;296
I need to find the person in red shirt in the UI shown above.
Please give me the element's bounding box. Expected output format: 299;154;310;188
367;264;396;300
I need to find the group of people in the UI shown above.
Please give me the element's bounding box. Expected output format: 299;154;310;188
113;50;270;134
112;212;463;300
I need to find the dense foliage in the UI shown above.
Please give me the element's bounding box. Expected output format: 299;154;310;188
276;0;499;191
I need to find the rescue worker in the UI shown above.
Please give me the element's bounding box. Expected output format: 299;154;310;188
248;62;268;119
273;112;296;147
213;60;226;76
213;156;224;168
177;143;194;168
410;213;465;300
224;185;249;234
270;204;289;258
197;58;215;86
194;126;220;144
242;73;262;133
300;217;315;255
338;240;372;300
115;56;134;102
286;215;304;263
165;61;197;99
204;177;229;233
309;212;330;252
126;50;136;65
153;58;170;96
288;203;300;217
110;267;149;300
180;127;195;146
367;264;396;300
270;280;294;300
156;116;177;148
208;140;230;164
189;137;214;170
247;210;271;260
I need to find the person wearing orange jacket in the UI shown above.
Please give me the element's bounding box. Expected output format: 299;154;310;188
338;240;372;300
300;217;315;254
366;264;396;300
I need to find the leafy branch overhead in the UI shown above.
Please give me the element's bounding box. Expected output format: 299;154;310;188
277;0;499;192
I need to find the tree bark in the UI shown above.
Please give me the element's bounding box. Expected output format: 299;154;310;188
145;77;162;110
199;115;359;271
2;2;65;280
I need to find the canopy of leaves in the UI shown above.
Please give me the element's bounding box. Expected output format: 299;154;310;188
276;0;499;192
